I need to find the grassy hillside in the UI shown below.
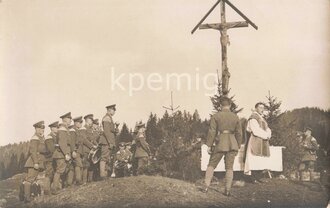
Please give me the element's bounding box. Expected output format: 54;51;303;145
1;174;329;208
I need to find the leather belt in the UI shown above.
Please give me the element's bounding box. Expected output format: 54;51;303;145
219;130;234;134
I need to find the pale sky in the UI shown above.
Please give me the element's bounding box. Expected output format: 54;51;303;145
0;0;329;146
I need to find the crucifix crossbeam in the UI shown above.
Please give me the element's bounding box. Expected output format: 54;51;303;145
199;21;249;30
191;0;258;97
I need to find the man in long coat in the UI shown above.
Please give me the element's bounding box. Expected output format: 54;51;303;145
243;102;271;181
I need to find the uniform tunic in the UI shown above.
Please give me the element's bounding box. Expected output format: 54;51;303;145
24;134;47;183
53;126;71;159
44;132;56;179
52;126;71;175
99;113;118;161
134;132;150;174
99;113;116;147
134;133;151;158
301;135;319;162
206;109;242;169
79;125;94;167
25;134;47;169
114;149;133;177
91;127;101;145
115;149;132;163
70;127;84;168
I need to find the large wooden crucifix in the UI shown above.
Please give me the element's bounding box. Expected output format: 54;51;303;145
191;0;258;97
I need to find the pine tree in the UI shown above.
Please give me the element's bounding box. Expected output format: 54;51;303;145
159;110;172;140
264;91;282;127
192;109;201;122
146;113;163;149
210;81;242;113
118;123;133;143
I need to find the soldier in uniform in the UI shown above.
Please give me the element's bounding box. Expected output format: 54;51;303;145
89;118;101;181
81;114;97;183
113;142;133;177
92;119;101;136
66;124;76;187
202;98;242;196
52;113;72;194
125;142;134;176
299;127;319;181
133;122;151;175
44;121;58;189
67;116;85;186
23;121;46;202
99;105;119;179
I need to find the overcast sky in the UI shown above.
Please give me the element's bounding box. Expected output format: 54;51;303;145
0;0;329;146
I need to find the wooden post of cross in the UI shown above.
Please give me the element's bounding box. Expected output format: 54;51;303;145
191;0;258;97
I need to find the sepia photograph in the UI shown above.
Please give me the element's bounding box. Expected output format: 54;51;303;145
0;0;329;207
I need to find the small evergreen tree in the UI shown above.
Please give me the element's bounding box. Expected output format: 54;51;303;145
210;81;242;113
146;113;163;150
192;109;201;122
264;91;282;127
118;123;133;143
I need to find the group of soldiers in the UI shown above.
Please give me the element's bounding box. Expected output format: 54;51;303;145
22;100;321;201
22;104;151;203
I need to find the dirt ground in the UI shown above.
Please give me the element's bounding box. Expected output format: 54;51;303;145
0;174;329;208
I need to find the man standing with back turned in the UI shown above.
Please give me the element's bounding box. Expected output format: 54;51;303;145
202;97;242;196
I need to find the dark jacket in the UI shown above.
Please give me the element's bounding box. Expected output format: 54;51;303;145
79;125;94;155
44;132;56;162
24;134;46;169
134;133;151;158
52;126;71;159
301;135;319;162
99;113;117;147
206;109;242;152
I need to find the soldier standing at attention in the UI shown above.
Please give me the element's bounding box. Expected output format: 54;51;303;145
23;121;46;203
133;122;151;175
52;113;72;194
99;104;119;179
299;127;319;181
44;121;59;191
202;98;242;196
81;114;97;183
89;118;101;181
67;123;76;187
67;116;84;186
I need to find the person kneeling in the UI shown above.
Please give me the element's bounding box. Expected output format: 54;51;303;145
113;142;132;177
